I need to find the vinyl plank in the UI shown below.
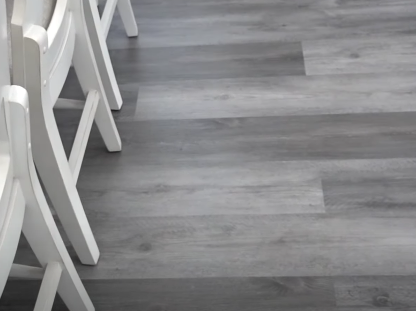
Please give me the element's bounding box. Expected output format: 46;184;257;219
323;170;416;217
77;165;325;217
1;277;335;311
13;156;416;279
107;3;416;49
109;42;305;84
126;0;416;7
4;276;416;311
303;36;416;75
69;214;416;278
75;112;416;165
335;276;416;308
121;72;416;121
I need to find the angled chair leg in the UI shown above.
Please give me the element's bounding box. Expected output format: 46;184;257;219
72;0;122;151
23;27;100;265
81;0;124;111
6;87;95;311
117;0;138;37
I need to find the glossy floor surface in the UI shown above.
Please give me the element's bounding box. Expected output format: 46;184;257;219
3;0;416;310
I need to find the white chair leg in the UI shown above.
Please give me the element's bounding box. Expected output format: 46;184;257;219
72;0;122;151
23;28;100;265
6;87;94;311
81;0;124;111
117;0;138;37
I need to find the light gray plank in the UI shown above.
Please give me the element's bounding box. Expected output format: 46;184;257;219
303;36;416;75
107;3;416;49
66;214;416;279
323;170;416;217
72;112;416;165
123;72;416;121
335;276;416;308
14;158;416;279
125;0;416;7
78;165;325;217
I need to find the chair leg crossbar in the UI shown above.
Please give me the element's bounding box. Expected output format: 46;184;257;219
10;262;63;311
68;91;100;184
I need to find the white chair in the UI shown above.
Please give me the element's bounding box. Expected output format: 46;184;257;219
9;0;122;265
0;3;94;309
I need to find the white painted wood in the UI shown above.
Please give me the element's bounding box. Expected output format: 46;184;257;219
0;180;25;296
72;0;122;149
117;0;138;37
48;22;76;104
1;12;93;308
5;85;95;311
69;90;99;184
101;0;117;39
83;0;123;110
0;1;20;296
10;0;123;265
10;0;43;86
21;25;100;265
0;0;13;233
10;264;45;279
54;98;85;109
34;262;62;311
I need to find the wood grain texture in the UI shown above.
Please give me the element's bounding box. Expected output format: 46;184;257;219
4;276;416;311
64;214;416;278
9;0;416;305
16;213;416;279
323;169;416;217
76;165;325;217
1;277;335;311
303;36;416;75
106;2;416;49
108;42;305;84
121;72;416;121
72;112;416;165
335;276;416;309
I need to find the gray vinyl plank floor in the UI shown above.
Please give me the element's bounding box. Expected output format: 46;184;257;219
3;0;416;309
3;276;416;311
303;36;416;75
125;71;416;121
109;41;305;84
75;112;416;165
106;1;416;49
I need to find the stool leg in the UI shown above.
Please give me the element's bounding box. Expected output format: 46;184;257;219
117;0;138;37
72;0;122;150
23;28;100;265
79;0;124;111
6;88;95;311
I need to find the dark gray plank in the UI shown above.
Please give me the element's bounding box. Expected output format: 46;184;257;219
1;277;335;311
4;276;416;311
107;2;416;49
335;276;416;309
109;42;305;84
121;72;416;121
77;164;324;217
303;36;416;75
323;170;416;217
76;112;416;165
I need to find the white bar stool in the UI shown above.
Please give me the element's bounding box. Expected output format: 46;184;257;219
8;0;122;265
0;3;94;309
